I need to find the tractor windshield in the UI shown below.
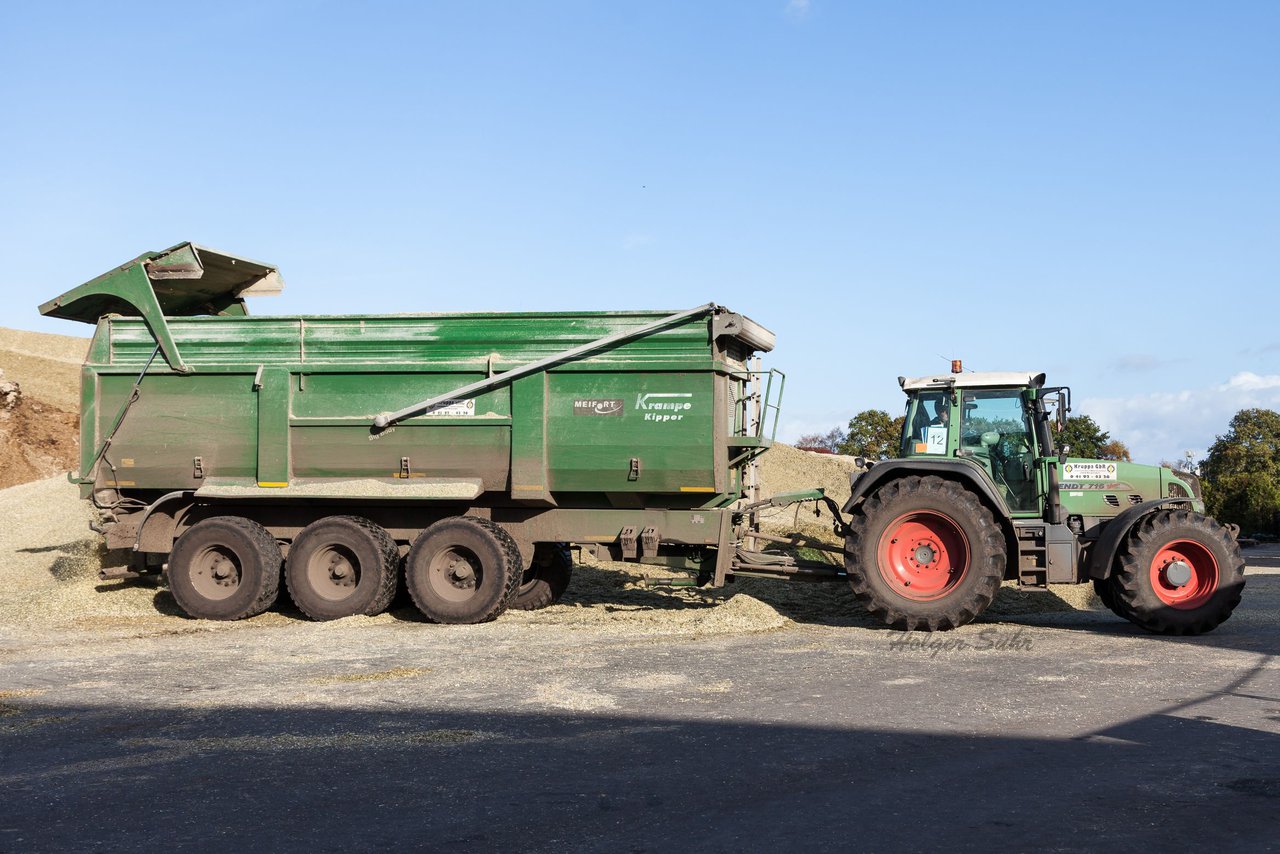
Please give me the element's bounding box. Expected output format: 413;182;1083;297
961;390;1038;513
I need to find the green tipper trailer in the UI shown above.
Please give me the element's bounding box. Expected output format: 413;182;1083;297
41;243;1247;634
41;243;789;622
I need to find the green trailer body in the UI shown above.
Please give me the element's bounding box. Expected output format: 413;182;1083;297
42;244;782;600
78;310;774;503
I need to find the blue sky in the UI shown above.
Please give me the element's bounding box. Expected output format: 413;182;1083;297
2;1;1277;463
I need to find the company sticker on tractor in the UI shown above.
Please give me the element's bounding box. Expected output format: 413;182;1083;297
636;392;693;423
1061;462;1117;481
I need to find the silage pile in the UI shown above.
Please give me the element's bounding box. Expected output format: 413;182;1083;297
0;476;793;639
0;477;167;630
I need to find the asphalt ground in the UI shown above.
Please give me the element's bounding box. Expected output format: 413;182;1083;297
2;548;1278;853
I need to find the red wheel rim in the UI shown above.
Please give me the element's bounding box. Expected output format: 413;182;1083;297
877;511;970;601
1149;539;1218;610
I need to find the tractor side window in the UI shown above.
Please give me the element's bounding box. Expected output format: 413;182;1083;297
962;391;1038;512
907;391;949;455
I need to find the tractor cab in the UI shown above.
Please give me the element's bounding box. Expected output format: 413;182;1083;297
898;369;1061;517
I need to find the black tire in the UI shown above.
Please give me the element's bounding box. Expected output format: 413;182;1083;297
168;516;282;620
284;516;400;621
510;543;574;611
1092;577;1117;612
1100;509;1245;635
405;516;522;624
844;475;1006;631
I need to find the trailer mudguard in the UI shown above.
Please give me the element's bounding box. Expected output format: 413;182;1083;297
1086;497;1193;580
843;458;1011;518
133;491;196;553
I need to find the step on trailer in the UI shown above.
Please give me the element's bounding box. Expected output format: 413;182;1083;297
40;243;1246;633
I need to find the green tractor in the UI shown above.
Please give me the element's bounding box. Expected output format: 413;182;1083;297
838;369;1244;634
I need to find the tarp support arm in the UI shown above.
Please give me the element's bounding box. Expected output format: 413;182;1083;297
38;242;283;374
104;264;190;373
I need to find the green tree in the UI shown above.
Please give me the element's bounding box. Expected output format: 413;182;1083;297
1054;415;1111;459
1200;408;1280;534
1098;439;1132;462
839;410;905;459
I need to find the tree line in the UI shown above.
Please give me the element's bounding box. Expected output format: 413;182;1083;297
798;408;1280;535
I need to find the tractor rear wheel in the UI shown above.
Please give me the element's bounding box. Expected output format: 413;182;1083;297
285;516;400;621
405;516;522;624
1100;509;1244;635
168;516;282;620
511;543;574;611
845;475;1006;631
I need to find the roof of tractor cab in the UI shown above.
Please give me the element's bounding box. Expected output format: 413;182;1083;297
899;371;1046;392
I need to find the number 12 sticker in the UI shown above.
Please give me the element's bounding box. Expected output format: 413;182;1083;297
925;426;947;454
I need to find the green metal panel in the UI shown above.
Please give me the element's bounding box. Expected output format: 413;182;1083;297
101;313;726;369
77;365;97;492
92;372;258;489
545;371;716;494
510;374;550;502
290;425;513;490
255;367;291;486
1056;459;1166;517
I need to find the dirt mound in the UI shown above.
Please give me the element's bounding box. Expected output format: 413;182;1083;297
0;378;81;489
0;327;87;489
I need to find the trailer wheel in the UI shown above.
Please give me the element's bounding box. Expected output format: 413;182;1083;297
405;516;522;624
284;516;400;621
168;516;282;621
845;475;1006;631
511;543;574;611
1100;509;1245;635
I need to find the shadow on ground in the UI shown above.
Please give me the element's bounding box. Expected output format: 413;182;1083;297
2;688;1277;852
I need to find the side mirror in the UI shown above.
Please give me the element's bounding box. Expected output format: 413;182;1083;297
1059;444;1070;465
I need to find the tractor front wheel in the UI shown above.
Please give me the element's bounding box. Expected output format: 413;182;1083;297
1099;509;1244;635
845;475;1006;631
